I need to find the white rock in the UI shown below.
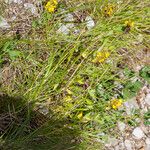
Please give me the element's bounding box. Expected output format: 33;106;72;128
145;139;150;150
132;127;145;139
146;138;150;145
145;94;150;105
124;140;132;150
118;121;126;132
119;142;125;149
105;137;118;147
64;13;74;22
114;145;120;150
24;3;38;15
0;16;10;29
38;107;49;115
5;0;22;4
124;98;139;115
10;16;16;21
145;145;150;150
135;118;141;123
97;132;105;136
57;24;70;35
145;138;150;150
85;16;95;30
66;23;75;29
73;28;80;35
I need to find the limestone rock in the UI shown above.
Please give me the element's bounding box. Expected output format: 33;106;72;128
132;127;145;139
24;3;38;16
0;16;10;29
145;94;150;105
64;13;74;22
5;0;22;4
85;16;95;30
124;140;132;150
57;24;70;35
118;121;126;132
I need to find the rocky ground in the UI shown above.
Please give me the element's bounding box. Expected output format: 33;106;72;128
104;85;150;150
0;1;150;150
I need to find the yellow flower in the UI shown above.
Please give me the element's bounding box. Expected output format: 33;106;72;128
45;0;58;13
104;4;114;17
125;20;134;28
77;112;83;119
92;51;110;63
110;99;123;110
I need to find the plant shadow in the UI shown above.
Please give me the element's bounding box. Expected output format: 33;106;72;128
0;94;81;150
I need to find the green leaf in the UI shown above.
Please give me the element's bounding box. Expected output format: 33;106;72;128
123;81;143;99
139;66;150;83
2;41;12;52
124;68;135;77
8;50;21;60
128;119;137;127
88;89;96;100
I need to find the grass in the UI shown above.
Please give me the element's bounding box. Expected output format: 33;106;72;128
0;0;150;149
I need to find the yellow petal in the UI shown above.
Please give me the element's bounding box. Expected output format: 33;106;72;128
111;99;123;109
77;112;83;119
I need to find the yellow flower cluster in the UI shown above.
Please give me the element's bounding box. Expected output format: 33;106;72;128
110;99;123;109
92;51;110;63
45;0;58;13
104;4;114;17
125;20;134;28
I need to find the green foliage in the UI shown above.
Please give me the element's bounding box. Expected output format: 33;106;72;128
0;0;150;149
124;67;135;78
144;110;150;126
123;81;143;99
139;66;150;83
0;39;21;64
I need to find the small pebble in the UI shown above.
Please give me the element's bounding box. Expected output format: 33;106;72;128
64;13;74;22
145;139;150;150
124;140;132;150
38;107;49;115
5;0;22;4
24;3;38;16
118;142;125;149
66;23;75;29
146;138;150;145
0;16;10;29
105;137;118;147
85;16;95;30
57;24;70;35
118;121;126;132
132;127;145;139
145;94;150;106
114;145;120;150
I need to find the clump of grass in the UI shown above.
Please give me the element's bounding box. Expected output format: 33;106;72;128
0;0;150;149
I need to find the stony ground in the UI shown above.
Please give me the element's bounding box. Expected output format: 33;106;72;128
0;0;150;150
104;85;150;150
